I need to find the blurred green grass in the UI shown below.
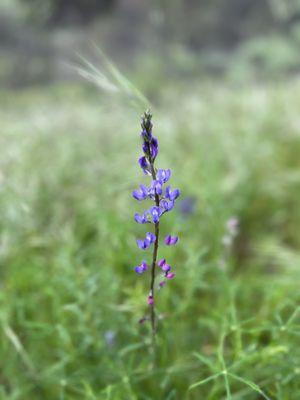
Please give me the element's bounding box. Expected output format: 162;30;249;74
1;80;300;399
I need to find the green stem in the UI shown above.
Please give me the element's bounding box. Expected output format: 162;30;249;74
149;163;160;352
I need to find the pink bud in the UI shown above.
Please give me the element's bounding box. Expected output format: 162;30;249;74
147;295;154;305
166;272;175;279
159;281;166;288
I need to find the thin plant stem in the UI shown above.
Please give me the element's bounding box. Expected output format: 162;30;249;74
149;163;160;351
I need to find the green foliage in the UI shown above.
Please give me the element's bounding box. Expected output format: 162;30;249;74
1;80;300;399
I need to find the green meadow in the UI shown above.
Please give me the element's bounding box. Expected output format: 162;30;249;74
1;79;300;399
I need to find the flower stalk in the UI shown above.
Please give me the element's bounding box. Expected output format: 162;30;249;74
132;110;180;349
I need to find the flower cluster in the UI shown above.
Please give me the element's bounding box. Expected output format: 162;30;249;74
132;111;180;307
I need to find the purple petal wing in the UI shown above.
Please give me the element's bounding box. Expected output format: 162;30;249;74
164;234;171;245
157;258;166;267
150;137;158;159
166;272;175;279
140;261;148;271
134;213;147;224
161;263;171;272
170;236;179;245
138;156;150;175
137;239;146;249
150;206;161;223
146;232;156;244
135;265;144;274
170;188;180;201
165;186;171;199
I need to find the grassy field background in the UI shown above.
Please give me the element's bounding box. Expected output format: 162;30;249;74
1;78;300;399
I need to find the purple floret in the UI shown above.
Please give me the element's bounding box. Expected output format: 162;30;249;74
149;206;162;224
165;235;179;246
166;186;180;201
132;184;148;201
157;169;171;184
149;180;163;197
134;212;148;224
134;261;148;274
160;199;175;212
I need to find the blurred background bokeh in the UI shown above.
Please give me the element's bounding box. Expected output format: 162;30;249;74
1;1;300;399
2;0;300;87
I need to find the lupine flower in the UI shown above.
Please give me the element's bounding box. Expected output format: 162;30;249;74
161;199;175;213
149;206;162;223
165;235;179;246
166;186;180;201
134;212;148;224
149;180;163;197
134;261;148;274
157;258;166;267
132;184;148;201
136;232;156;250
145;232;156;243
166;272;175;279
157;169;171;184
132;110;181;334
157;258;171;272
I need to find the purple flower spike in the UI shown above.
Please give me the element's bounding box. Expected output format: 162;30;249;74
166;272;175;279
150;206;162;224
165;235;179;246
134;212;148;224
157;169;171;184
166;186;180;201
132;111;181;329
132;184;148;201
135;261;148;274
